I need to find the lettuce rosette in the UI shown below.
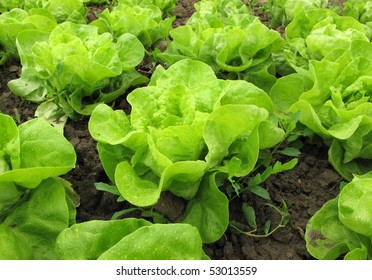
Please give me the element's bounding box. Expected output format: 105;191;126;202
8;21;147;130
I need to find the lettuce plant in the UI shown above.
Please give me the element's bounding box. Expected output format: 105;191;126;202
156;0;284;92
0;8;56;65
344;0;372;39
0;0;87;23
88;59;285;243
305;172;372;260
271;40;372;181
8;21;147;130
267;0;328;26
90;0;175;47
0;113;77;259
55;219;208;260
285;8;369;71
116;0;177;16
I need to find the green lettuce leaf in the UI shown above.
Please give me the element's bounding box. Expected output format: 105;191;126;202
0;8;56;64
0;177;77;260
182;173;229;243
55;218;151;260
0;114;76;188
99;223;206;260
306;173;372;260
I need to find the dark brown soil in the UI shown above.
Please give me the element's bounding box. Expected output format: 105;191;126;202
0;0;341;260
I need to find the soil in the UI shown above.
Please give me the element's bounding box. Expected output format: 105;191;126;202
0;0;342;260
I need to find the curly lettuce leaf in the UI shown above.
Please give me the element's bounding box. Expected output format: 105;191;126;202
285;8;369;70
91;1;174;47
268;0;329;25
0;8;56;64
272;40;372;179
8;21;146;128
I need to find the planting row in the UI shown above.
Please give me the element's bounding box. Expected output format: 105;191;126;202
0;0;371;259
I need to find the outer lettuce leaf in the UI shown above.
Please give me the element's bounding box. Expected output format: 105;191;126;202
305;198;369;260
55;218;151;260
0;182;23;215
0;113;77;260
0;114;76;188
56;220;207;260
182;173;229;243
115;161;161;207
0;177;77;260
160;161;207;199
329;140;372;182
98;223;207;260
306;172;372;260
338;172;372;237
0;113;20;172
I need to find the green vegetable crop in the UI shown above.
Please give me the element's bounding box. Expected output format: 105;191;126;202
1;0;371;261
88;59;285;243
0;113;77;259
0;8;57;65
90;0;176;47
56;219;208;260
305;172;372;260
157;0;284;92
8;21;147;130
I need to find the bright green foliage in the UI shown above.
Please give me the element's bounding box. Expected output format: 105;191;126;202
89;59;284;243
285;8;369;70
0;113;77;260
0;8;56;65
0;0;87;23
55;219;208;260
117;0;178;15
0;113;76;188
268;0;328;26
156;0;284;92
305;172;372;260
271;40;372;180
90;0;175;47
0;178;78;260
8;21;147;130
344;0;372;39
